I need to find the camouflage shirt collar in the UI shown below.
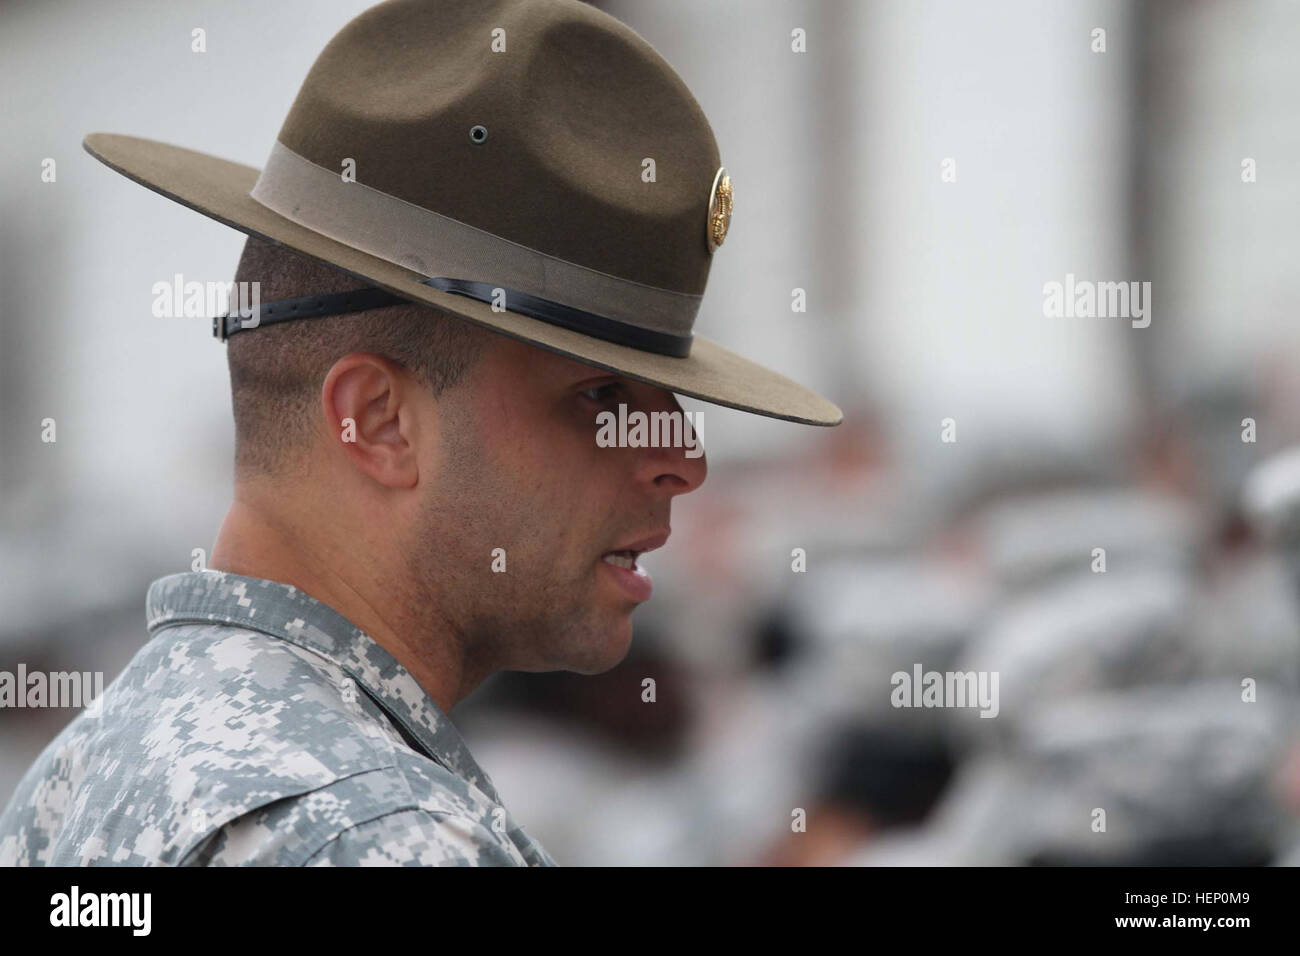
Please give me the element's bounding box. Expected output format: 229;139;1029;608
145;570;503;804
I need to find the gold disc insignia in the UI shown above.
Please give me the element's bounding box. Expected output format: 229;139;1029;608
707;167;732;253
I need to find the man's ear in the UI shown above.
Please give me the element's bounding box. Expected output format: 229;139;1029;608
320;353;423;489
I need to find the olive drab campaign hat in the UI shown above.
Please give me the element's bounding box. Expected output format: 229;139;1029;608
83;0;843;426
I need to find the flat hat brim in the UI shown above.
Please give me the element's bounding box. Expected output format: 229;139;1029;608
84;133;843;426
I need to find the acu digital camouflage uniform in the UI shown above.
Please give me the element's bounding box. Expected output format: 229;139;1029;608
0;571;557;866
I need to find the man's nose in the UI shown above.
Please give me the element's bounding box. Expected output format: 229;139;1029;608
633;397;708;496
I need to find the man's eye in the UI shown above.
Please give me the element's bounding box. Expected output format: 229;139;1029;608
580;383;623;404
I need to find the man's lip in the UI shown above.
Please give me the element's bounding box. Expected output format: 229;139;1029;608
603;529;670;556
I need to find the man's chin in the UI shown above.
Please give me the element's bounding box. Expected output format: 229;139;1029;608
505;608;636;675
565;613;635;675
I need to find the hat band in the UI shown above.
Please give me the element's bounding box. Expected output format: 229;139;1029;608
249;141;702;343
422;277;692;357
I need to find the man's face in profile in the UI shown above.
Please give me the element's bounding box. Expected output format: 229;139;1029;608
412;333;708;676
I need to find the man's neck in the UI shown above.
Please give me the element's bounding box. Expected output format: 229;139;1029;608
208;494;472;715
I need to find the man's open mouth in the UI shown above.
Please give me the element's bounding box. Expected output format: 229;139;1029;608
601;550;643;572
598;531;668;602
599;530;669;573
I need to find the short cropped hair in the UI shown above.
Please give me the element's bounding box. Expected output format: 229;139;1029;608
227;236;489;479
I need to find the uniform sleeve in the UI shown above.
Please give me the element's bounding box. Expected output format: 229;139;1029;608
301;808;530;867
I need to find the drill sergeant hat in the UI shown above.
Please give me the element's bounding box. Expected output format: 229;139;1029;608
84;0;842;426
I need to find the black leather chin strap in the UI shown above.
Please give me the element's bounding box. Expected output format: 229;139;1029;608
214;279;695;358
422;277;693;357
213;288;408;340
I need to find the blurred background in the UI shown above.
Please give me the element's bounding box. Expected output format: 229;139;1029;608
4;0;1300;865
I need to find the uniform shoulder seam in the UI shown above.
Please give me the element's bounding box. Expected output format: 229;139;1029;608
176;764;408;866
297;807;507;866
